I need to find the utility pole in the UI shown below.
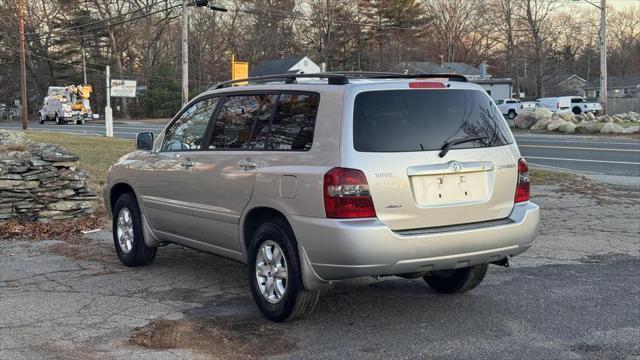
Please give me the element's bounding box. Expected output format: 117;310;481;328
82;48;87;84
181;0;189;107
181;1;226;107
19;0;28;130
105;65;113;137
599;0;607;114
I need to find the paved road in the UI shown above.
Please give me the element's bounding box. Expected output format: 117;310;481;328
1;185;639;359
2;120;639;178
516;133;640;178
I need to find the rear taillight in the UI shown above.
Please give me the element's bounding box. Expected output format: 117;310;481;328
324;167;376;219
515;158;530;203
556;102;560;109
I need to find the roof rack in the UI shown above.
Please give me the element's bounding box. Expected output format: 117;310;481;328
212;73;349;89
210;72;468;89
326;71;468;82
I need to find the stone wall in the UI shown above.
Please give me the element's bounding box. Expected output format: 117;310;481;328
0;130;97;222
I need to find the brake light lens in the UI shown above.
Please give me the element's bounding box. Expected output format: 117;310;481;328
556;102;560;109
324;167;376;218
409;81;446;89
515;158;530;203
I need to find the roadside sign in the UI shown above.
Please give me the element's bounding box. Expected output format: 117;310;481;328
231;54;249;86
110;79;137;98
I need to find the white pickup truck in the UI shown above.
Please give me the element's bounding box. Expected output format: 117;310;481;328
536;96;602;115
569;97;602;115
495;98;521;119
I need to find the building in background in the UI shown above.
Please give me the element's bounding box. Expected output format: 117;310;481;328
249;56;320;77
392;59;513;100
587;75;640;98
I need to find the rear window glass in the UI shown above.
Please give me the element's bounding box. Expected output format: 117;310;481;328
353;90;513;152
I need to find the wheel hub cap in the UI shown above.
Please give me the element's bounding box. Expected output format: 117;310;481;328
255;240;288;304
116;208;134;254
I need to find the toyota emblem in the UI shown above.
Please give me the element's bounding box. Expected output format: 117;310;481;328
449;161;463;172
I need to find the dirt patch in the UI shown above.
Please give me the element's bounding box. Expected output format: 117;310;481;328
46;236;116;264
128;318;297;359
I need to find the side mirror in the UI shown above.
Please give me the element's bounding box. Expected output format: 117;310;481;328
136;132;154;151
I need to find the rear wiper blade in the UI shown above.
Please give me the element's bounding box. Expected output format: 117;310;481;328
439;136;489;158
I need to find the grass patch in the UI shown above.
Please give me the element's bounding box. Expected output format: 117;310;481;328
24;131;133;191
529;168;581;185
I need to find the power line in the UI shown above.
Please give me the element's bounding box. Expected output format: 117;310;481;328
22;1;169;37
25;3;182;41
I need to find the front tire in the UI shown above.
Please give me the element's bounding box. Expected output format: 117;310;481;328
572;106;582;115
424;264;488;294
507;109;517;119
248;219;319;322
112;192;157;267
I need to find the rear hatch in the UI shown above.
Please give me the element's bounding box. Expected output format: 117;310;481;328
342;84;520;231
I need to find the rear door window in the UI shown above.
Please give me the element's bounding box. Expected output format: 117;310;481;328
353;89;513;152
265;93;319;151
209;94;276;150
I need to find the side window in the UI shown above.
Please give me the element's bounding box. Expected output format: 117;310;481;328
267;93;319;151
209;94;276;150
495;100;504;105
162;97;219;151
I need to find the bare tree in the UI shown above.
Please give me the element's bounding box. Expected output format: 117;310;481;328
422;0;483;62
516;0;559;97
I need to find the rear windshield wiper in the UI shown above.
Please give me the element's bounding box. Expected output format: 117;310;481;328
439;136;489;158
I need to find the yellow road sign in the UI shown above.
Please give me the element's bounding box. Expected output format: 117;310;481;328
231;54;248;86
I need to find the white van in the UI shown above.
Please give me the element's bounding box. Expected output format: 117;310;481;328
535;97;572;114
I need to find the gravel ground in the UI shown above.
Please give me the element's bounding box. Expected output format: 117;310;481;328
0;184;639;359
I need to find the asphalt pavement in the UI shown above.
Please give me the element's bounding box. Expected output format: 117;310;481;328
2;120;639;178
1;184;639;359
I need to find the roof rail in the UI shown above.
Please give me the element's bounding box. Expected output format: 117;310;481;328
210;72;468;90
212;73;349;89
326;71;468;82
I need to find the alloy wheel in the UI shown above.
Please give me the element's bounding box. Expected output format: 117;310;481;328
255;240;288;304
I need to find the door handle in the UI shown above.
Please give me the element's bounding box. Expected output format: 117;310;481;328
238;158;257;170
180;159;195;168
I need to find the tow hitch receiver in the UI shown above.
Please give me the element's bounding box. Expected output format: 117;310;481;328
491;257;510;268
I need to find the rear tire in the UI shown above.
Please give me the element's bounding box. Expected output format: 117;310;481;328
112;192;157;267
572;107;582;115
507;109;517;119
247;219;319;322
424;264;488;294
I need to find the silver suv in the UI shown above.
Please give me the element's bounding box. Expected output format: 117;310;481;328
104;73;539;321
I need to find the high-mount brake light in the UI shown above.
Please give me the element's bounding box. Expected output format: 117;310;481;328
324;168;376;219
515;158;530;203
409;82;446;89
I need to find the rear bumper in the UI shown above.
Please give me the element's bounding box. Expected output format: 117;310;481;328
291;202;539;284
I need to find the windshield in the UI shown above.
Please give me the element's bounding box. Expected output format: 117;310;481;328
353;89;513;152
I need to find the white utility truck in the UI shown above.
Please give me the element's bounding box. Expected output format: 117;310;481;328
39;85;94;125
